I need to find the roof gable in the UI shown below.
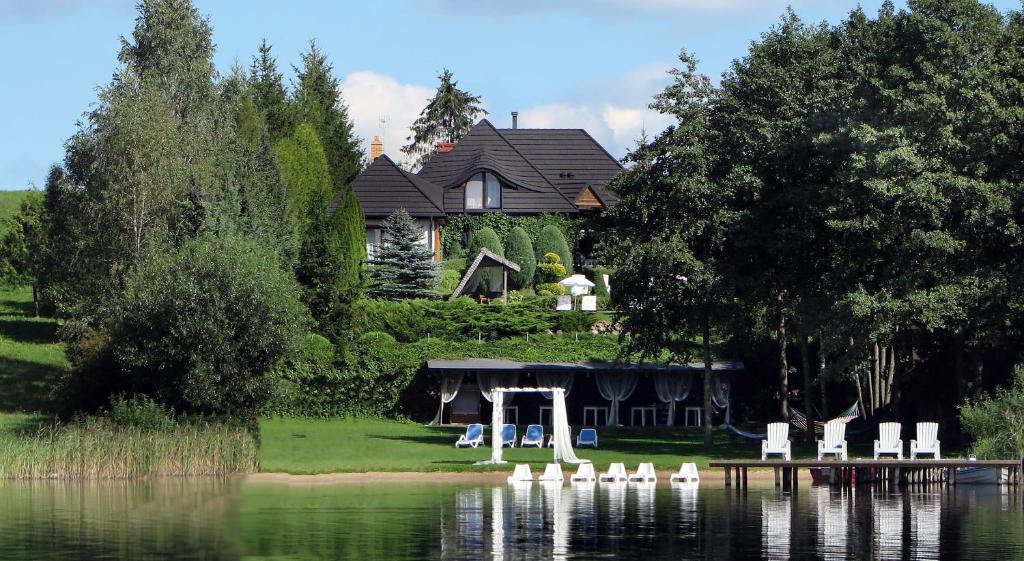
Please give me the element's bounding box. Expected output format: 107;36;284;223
348;155;444;217
417;120;577;212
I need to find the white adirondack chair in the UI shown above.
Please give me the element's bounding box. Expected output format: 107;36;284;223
761;422;792;461
628;462;658;483
507;464;533;483
670;462;700;484
538;463;564;482
874;422;903;460
570;462;597;483
599;462;628;483
556;295;572;311
817;421;848;461
911;422;941;459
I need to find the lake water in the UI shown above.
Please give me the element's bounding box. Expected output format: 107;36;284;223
0;478;1021;560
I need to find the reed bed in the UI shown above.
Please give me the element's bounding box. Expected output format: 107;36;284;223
0;419;258;479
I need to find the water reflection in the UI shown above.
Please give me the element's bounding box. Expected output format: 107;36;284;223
0;479;1022;560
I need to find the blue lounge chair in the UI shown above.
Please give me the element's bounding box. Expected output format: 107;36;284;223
502;424;516;447
577;428;598;448
521;424;544;448
455;423;485;448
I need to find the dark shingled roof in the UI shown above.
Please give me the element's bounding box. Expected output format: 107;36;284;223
499;128;624;206
418;120;578;214
346;120;624;218
346;154;444;217
426;358;746;374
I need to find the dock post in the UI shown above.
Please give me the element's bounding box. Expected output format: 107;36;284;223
724;467;731;487
792;466;799;491
774;467;780;488
742;467;748;490
949;466;956;487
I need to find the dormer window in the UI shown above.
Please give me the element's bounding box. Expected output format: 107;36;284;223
465;172;502;210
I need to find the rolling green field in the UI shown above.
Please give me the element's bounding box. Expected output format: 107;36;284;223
0;190;30;238
0;286;68;415
258;417;890;474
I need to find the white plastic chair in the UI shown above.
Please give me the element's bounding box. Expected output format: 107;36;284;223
817;421;848;461
547;426;570;447
455;423;485;448
580;295;597;311
571;463;597;483
670;462;700;484
874;422;903;460
507;464;533;483
556;295;572;311
628;462;657;483
911;422;941;459
761;422;792;460
538;463;564;482
521;424;544;448
599;462;628;483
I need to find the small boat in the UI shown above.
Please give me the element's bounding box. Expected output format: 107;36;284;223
955;466;1007;485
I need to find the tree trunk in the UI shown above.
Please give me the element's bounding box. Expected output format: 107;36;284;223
702;317;713;446
801;335;814;442
884;346;895;407
819;332;829;419
777;299;788;420
31;284;39;318
873;343;882;412
854;371;867;419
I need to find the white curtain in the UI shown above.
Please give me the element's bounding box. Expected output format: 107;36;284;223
595;372;638;426
537;372;574;399
479;372;519;402
654;372;693;426
711;373;731;424
552;388;587;464
429;372;463;426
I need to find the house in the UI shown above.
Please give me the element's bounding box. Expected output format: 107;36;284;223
343;117;624;260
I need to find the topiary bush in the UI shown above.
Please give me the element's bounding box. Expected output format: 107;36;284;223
535;224;573;275
434;268;462;295
505;226;536;289
535;282;566;296
536;252;568;284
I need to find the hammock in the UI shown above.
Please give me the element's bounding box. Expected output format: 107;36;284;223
723;423;767;440
789;401;859;435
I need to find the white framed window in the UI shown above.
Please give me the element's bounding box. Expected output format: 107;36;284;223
631;406;655;427
539;406;552;426
584;406;608;427
485;173;501;208
366;228;383;258
503;406;519;426
465;174;483;210
465;172;502;210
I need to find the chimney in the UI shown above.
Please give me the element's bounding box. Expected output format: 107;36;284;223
370;136;383;160
511;111;518;129
435;141;456;153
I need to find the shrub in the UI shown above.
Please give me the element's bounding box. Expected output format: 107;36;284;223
435;268;462;295
535;282;566;296
358;298;557;341
69;234;311;417
961;366;1024;459
104;394;176;431
536;252;568;284
467;227;503;258
535;224;573;275
505;226;536;289
441;213;582;259
556;311;597;333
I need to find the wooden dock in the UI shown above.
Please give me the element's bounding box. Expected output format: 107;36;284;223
708;459;1022;489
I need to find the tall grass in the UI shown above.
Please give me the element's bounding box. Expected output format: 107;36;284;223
0;418;258;479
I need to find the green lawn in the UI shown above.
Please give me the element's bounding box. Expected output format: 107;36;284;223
0;190;30;238
259;417;894;474
0;286;68;414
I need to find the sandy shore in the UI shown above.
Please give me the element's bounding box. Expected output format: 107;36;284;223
248;468;810;486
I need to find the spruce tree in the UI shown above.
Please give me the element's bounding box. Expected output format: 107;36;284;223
368;209;439;300
401;69;487;169
292;40;364;188
250;39;292;141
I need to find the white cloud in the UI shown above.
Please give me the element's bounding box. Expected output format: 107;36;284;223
340;71;434;168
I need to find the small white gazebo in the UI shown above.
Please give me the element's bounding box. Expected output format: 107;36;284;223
475;387;589;466
558;274;595;309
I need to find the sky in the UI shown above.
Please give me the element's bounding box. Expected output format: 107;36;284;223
0;0;1021;188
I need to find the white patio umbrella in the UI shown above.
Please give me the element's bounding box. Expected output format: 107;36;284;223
558;274;596;308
